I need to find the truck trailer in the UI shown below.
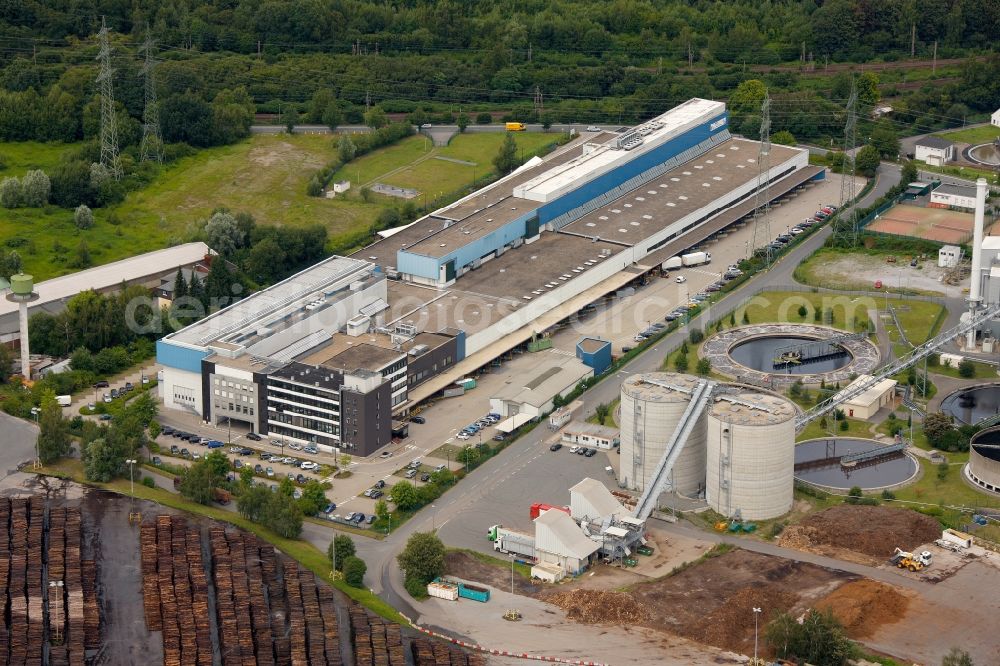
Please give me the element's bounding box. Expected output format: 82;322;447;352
681;251;711;266
529;503;571;520
661;257;683;270
488;524;535;560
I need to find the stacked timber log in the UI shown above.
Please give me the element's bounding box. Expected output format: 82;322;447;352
64;507;86;665
316;586;343;666
285;560;309;665
81;560;100;650
243;535;274;666
226;532;256;666
209;526;241;666
156;516;181;666
26;500;43;666
139;523;161;631
0;499;9;666
349;606;372;666
9;499;28;665
186;529;212;665
260;544;291;664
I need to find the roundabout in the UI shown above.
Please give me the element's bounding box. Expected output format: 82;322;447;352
701;323;880;387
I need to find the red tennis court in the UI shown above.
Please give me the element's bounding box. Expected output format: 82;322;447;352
867;203;977;244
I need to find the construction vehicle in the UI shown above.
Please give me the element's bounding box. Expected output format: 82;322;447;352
890;547;932;571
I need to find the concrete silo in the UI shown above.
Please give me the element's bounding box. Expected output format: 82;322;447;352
619;372;707;496
706;391;796;520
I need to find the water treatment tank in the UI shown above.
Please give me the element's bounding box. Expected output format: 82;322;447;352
619;372;707;496
706;391;796;520
968;426;1000;494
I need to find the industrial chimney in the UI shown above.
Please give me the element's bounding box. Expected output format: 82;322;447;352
967;178;989;349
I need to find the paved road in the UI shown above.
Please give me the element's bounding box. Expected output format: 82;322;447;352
0;411;39;478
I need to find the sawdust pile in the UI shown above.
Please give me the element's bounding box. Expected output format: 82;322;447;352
786;506;940;558
815;580;909;638
547;589;649;625
682;586;797;653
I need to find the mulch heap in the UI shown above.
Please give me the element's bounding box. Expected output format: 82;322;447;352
681;586;797;654
787;505;941;559
547;589;649;624
815;579;909;639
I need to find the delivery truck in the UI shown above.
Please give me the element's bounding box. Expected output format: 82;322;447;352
680;251;711;266
488;524;535;559
56;395;72;407
660;257;683;270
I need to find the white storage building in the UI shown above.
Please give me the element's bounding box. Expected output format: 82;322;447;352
832;375;898;420
992;108;1000;127
489;351;593;419
568;477;624;522
914;136;955;166
533;509;600;577
938;245;963;268
561;422;620;449
930;184;978;211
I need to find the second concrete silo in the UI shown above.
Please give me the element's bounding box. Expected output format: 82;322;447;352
706;391;796;520
620;372;707;496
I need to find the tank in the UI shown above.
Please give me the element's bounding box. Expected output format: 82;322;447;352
706;391;796;520
968;426;1000;494
619;372;707;496
9;273;33;297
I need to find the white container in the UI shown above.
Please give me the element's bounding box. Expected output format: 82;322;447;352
427;582;459;601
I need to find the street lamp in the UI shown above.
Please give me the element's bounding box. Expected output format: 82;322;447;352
30;407;40;468
510;553;515;596
126;458;141;524
752;607;762;663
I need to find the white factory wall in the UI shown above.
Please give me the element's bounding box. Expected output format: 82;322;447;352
930;191;976;210
706;412;795;520
619;383;707;496
161;366;204;416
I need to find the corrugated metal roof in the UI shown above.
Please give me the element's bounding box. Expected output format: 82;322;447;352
534;509;600;560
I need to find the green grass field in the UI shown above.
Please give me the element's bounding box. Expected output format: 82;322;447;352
936;125;1000;144
0;141;79;177
333;132;560;197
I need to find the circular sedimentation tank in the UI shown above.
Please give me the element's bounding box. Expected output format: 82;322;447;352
968;427;1000;494
940;384;1000;425
706;390;796;520
729;335;852;375
619;372;707;496
794;437;917;491
701;324;880;387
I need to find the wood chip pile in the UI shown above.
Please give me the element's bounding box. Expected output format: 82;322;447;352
793;505;941;558
547;589;650;624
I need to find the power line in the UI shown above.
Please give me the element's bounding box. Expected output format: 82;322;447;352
140;24;163;164
96;16;122;180
833;78;859;248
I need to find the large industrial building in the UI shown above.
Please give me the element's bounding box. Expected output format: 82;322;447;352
158;97;819;455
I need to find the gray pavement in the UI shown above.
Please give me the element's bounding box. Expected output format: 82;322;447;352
0;410;39;478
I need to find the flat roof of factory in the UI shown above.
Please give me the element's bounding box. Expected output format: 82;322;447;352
560;138;802;244
296;330;452;372
165;254;373;349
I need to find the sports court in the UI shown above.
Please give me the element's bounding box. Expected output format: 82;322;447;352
866;202;978;243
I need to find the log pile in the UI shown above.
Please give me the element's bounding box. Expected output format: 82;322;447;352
410;638;487;666
62;507;87;665
243;535;274;666
285;560;309;665
0;499;9;666
317;586;342;666
9;499;28;665
81;560;100;650
209;526;241;666
140;516;214;666
26;501;43;666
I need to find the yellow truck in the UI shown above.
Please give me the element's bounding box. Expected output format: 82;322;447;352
505;122;526;131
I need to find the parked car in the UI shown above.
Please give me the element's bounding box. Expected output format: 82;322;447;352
420;473;431;482
352;513;365;524
550;442;563;451
370;490;383;499
379;451;393;458
93;380;109;389
375;479;386;489
323;503;336;514
295;474;306;484
586;125;601;132
675;275;687;283
103;393;111;404
405;469;417;479
162;426;175;436
584;448;597;457
265;467;274;477
363;489;374;498
288;443;303;451
493;433;506;441
239;447;253;455
206;440;224;449
170;445;179;454
246;432;262;441
345;512;356;522
408;460;422;469
367;515;376;525
576;447;587;456
457;432;471;440
180;448;190;457
569;445;580;454
124;382;133;392
303;446;318;455
99;414;113;421
152;456;162;465
234;460;243;469
411;415;426;424
110;388;119;399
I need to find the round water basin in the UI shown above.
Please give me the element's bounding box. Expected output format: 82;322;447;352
794;437;917;490
940;385;1000;425
729;336;852;375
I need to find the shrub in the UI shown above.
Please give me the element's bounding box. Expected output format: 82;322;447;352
21;170;50;207
73;204;94;229
958;359;975;378
839;419;849;431
476;112;492;125
142;476;155;488
688;328;705;344
0;177;22;208
342;555;367;588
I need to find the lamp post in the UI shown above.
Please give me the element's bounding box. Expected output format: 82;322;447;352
752;606;762;663
126;458;141;524
30;407;40;468
510;553;515;596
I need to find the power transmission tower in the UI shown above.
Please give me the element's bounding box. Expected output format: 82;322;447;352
533;86;543;113
96;17;122;180
140;25;163;163
751;92;773;267
833;78;859;248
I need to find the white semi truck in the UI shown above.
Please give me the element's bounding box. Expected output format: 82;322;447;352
681;251;711;266
487;524;535;559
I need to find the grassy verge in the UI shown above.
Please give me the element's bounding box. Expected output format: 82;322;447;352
447;547;533;579
586;398;620;428
929;362;998;380
796;417;876;442
38;458;408;624
793;248;944;296
935;125;1000;144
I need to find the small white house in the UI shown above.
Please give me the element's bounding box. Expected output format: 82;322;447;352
914;136;955;166
938;245;963;268
992;108;1000;127
930;184;977;211
561;422;620;449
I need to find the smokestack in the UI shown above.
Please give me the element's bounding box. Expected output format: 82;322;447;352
967;178;989;349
